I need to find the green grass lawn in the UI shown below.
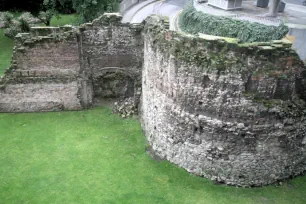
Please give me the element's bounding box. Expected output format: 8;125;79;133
50;14;79;26
0;29;14;76
0;107;306;204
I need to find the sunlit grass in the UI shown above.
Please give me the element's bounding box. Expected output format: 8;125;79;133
0;107;306;204
50;14;79;26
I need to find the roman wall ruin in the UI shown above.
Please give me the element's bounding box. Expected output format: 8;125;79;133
0;13;143;112
0;26;83;112
0;13;306;186
141;16;306;186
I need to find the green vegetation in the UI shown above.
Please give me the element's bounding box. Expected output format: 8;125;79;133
0;107;306;203
0;29;13;75
50;14;78;26
0;14;78;76
71;0;120;22
1;0;119;24
36;0;58;26
2;12;32;39
179;5;289;42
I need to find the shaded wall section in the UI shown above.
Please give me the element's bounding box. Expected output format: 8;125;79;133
79;13;143;100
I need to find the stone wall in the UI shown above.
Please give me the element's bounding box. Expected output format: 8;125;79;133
141;15;306;186
79;13;143;100
0;26;85;112
0;13;143;112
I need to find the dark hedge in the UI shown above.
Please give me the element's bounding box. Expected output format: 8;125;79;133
0;0;74;14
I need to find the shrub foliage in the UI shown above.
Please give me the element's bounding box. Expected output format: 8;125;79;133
179;5;289;43
0;0;120;23
2;12;32;39
71;0;120;22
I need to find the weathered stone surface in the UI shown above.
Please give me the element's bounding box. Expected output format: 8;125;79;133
0;82;81;112
80;14;143;101
113;96;139;118
141;15;306;186
0;27;83;112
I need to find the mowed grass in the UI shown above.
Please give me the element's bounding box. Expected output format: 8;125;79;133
0;107;306;204
0;29;14;76
50;14;79;26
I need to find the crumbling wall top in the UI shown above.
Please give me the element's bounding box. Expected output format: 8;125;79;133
143;15;305;76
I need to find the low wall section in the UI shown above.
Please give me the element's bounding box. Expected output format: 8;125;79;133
0;13;143;112
0;26;85;112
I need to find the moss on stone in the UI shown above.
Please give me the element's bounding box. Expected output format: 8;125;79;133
144;14;305;77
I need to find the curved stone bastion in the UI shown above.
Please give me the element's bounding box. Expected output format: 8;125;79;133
141;15;306;186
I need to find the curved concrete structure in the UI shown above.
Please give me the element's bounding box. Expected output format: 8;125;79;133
122;0;188;30
120;0;148;14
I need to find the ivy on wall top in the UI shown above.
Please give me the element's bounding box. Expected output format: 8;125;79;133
179;5;289;43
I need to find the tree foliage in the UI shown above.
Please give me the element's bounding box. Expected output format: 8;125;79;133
0;0;73;26
35;0;58;26
0;0;120;23
179;5;289;43
70;0;120;22
2;12;31;39
0;0;42;13
56;0;75;14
